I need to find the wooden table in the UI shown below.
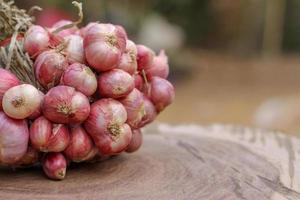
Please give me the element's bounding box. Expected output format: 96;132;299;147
1;124;300;200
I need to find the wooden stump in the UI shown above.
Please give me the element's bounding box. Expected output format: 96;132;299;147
1;124;300;200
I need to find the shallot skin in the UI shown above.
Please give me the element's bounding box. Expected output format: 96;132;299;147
136;44;155;71
0;112;29;165
0;69;20;110
97;69;134;99
84;98;132;155
64;35;85;64
126;129;143;153
145;50;169;79
138;95;157;128
42;152;67;180
24;25;50;57
84;23;127;72
117;40;137;75
147;77;175;112
34;50;68;89
42;86;90;124
51;20;79;38
60;63;97;96
64;125;93;162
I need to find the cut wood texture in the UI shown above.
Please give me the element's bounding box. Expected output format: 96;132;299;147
1;124;300;200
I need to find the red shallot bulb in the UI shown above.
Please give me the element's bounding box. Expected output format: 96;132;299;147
2;84;42;119
84;23;127;72
42;152;67;180
0;69;19;110
51;20;78;38
84;99;132;155
119;89;145;129
24;25;50;57
30;116;70;152
42;86;90;124
126;129;143;153
64;35;85;64
117;40;137;75
14;146;39;167
136;44;155;70
64;125;93;162
34;50;68;89
133;74;143;91
147;77;175;112
146;50;169;79
138;95;157;128
28;91;44;120
0;112;29;164
97;69;134;98
80;146;99;162
60;63;97;96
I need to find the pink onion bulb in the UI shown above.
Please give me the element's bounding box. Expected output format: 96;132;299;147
80;146;99;162
2;84;41;119
24;25;50;57
120;89;145;129
84;99;132;155
136;44;155;70
126;129;143;153
14;146;39;167
34;50;68;89
42;152;67;180
30;116;70;152
60;63;97;96
97;69;134;98
42;86;90;124
84;23;127;72
0;69;19;110
51;20;79;38
138;95;157;128
64;125;93;162
147;77;175;112
117;40;137;75
146;50;169;79
0;111;29;165
28;91;44;120
133;74;144;91
64;35;85;64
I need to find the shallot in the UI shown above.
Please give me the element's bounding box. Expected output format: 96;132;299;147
126;129;143;153
0;69;19;110
42;152;67;180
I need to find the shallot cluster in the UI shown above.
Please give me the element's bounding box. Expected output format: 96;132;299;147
0;20;174;180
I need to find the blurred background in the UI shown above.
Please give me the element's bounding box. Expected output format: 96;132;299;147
16;0;300;136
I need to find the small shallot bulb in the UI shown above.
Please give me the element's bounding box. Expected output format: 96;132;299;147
60;63;97;96
117;40;137;75
0;112;29;165
30;116;70;152
84;99;132;155
2;84;41;119
0;69;20;110
42;152;67;180
28;91;44;120
24;25;50;57
15;146;39;167
120;89;145;129
64;126;93;162
42;86;90;124
97;69;134;98
146;50;169;79
84;23;127;71
147;77;175;112
138;95;157;128
34;50;68;89
64;35;85;64
133;74;144;91
51;20;79;38
136;45;155;70
126;129;143;153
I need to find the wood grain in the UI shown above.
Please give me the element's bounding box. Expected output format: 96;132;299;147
1;124;300;200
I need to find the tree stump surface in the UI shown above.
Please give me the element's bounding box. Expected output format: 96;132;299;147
1;123;300;200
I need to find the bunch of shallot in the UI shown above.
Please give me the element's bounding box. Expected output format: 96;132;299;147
0;18;174;180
